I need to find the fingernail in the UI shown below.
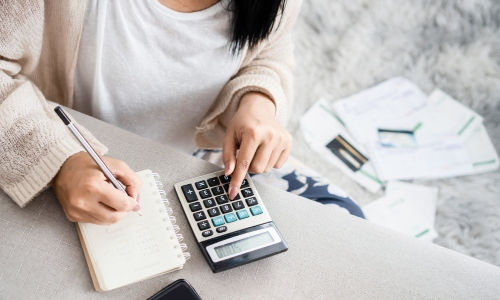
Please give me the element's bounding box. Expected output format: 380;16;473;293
229;187;238;200
133;204;141;212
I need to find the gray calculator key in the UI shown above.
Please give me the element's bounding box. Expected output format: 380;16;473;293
189;202;202;212
220;204;233;214
198;220;210;231
193;211;206;221
203;198;216;208
216;226;227;233
219;175;231;184
241;179;249;188
215;195;228;204
207;177;220;187
232;200;244;210
202;230;213;237
211;186;224;196
208;207;221;217
181;184;197;202
199;189;212;199
195;180;208;190
241;188;254;197
245;197;258;206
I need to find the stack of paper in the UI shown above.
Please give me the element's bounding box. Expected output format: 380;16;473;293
300;99;383;192
301;77;498;186
363;181;438;241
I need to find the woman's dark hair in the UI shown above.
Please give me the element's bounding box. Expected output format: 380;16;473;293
228;0;287;53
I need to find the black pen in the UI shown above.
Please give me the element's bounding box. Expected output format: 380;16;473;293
54;106;141;216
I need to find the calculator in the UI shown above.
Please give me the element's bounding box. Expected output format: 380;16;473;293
174;171;288;272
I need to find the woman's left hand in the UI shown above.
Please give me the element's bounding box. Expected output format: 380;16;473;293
223;92;292;200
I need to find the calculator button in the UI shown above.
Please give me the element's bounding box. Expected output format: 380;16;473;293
241;179;249;188
232;193;241;200
211;186;224;196
215;195;229;205
198;220;210;230
193;211;206;221
195;180;208;190
203;198;216;208
223;183;230;192
181;184;197;202
232;201;244;210
208;207;221;217
189;202;202;212
216;226;227;233
220;204;233;214
245;197;258;206
224;213;237;223
241;188;254;197
250;206;263;216
202;230;213;237
219;175;231;184
207;177;220;187
212;216;225;227
199;189;212;199
236;209;249;219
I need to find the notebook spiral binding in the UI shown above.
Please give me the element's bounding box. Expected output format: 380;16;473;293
152;173;191;261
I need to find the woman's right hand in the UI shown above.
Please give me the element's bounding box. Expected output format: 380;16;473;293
52;152;141;225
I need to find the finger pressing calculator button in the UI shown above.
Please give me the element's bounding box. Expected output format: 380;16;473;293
231;193;241;201
198;220;210;230
219;175;231;184
207;177;220;187
203;198;216;208
241;179;249;188
208;207;221;217
202;230;213;237
181;184;198;202
193;211;206;221
241;188;254;197
250;205;263;216
220;204;233;213
224;213;237;223
189;202;202;212
236;209;249;219
211;186;224;196
212;216;225;227
215;195;228;204
199;189;212;199
216;226;227;233
232;201;244;210
245;197;258;206
195;180;207;190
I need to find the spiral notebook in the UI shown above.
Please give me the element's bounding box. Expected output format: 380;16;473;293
76;169;189;292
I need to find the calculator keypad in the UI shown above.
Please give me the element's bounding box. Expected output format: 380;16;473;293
178;173;269;238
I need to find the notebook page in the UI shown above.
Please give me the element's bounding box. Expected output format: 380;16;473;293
78;170;185;291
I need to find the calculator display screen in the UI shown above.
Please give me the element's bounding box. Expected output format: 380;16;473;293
214;232;274;258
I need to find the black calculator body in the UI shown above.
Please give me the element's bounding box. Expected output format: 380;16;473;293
174;171;288;272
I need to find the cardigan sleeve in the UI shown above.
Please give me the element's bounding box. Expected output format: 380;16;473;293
195;0;303;149
0;0;107;207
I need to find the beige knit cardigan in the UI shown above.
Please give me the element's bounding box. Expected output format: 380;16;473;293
0;0;301;207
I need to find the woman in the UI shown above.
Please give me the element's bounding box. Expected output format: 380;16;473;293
0;0;363;225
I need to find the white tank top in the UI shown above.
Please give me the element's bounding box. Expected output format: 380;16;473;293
74;0;241;153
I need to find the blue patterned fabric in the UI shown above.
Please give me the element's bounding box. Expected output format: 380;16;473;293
193;149;365;218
